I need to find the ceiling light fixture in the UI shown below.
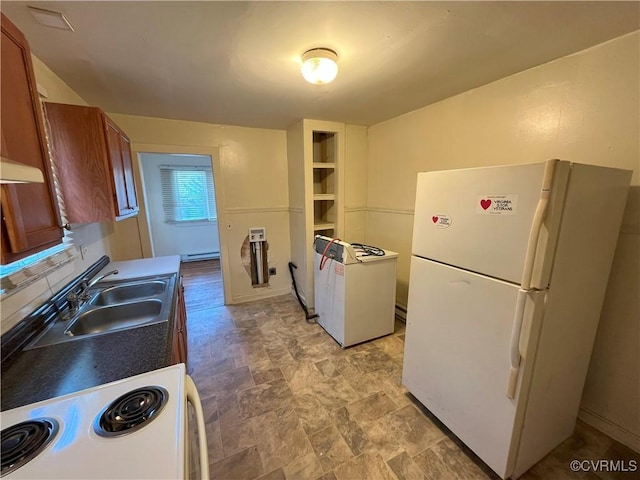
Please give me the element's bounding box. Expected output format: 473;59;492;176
301;48;338;85
28;6;74;31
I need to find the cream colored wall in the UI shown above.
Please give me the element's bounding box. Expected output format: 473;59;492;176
287;121;308;302
0;56;113;334
365;31;639;449
107;113;291;304
344;125;368;242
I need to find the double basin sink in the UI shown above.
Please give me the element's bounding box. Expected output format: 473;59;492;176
27;273;177;349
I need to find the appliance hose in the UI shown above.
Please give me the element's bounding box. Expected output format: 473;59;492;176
288;262;318;322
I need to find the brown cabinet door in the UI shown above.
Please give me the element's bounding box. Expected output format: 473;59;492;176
119;133;138;211
103;117;130;217
1;14;62;263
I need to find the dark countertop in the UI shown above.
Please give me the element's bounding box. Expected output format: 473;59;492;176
1;321;173;410
0;256;179;411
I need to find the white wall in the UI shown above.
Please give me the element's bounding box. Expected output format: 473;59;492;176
365;31;639;450
139;153;220;258
344;125;368;242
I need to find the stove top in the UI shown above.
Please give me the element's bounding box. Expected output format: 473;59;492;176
0;365;186;479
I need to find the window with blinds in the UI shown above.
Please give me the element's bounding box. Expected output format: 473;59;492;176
160;165;217;223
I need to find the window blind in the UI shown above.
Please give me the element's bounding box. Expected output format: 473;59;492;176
160;165;217;223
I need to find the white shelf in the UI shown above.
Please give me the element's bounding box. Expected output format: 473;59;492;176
313;194;335;201
314;223;335;231
313;162;336;169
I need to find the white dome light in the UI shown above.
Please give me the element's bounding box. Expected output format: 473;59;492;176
301;48;338;84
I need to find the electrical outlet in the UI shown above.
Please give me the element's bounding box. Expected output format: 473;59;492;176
226;223;232;231
268;267;276;276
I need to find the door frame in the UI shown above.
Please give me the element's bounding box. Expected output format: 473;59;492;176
132;143;231;305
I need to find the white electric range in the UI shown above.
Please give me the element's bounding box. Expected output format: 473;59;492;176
0;364;209;479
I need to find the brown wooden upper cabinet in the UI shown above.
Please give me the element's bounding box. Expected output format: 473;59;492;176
1;14;63;265
45;103;139;223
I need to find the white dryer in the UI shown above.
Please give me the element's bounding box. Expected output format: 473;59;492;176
313;236;398;347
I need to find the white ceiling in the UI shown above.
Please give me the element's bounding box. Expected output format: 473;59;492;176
2;1;638;130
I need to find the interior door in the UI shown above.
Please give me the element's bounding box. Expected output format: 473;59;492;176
403;256;544;478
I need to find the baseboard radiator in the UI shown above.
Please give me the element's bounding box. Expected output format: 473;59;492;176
180;251;220;262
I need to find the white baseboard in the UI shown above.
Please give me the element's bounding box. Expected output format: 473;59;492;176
579;407;640;453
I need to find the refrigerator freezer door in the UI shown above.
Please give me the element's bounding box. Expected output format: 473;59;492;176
412;162;568;285
403;256;544;478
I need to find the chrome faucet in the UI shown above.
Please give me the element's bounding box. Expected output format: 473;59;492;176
63;269;119;320
78;269;119;300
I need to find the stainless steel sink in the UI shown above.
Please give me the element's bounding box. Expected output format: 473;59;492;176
26;273;176;349
65;299;163;336
89;280;168;306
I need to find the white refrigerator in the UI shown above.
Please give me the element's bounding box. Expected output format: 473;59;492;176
402;160;631;479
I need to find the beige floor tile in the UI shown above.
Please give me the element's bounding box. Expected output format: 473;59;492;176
250;360;285;385
387;451;427;480
210;445;264;480
310;376;361;411
251;405;313;473
314;357;358;378
264;342;296;365
256;468;287;480
430;437;491;480
282;452;325;480
374;335;406;357
316;472;338;480
237;378;294;420
209;364;255;397
204;409;225;465
345;347;395;374
292;389;333;435
308;425;355;472
346;391;399;423
412;448;459;480
328;406;374;456
333;451;398;480
219;394;258;457
280;360;326;392
366;405;446;459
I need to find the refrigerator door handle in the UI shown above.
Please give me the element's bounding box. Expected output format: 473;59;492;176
507;288;528;399
520;159;558;290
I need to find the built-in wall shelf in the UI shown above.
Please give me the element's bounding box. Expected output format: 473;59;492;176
286;119;345;311
314;223;335;231
312;163;336;169
313;194;335;201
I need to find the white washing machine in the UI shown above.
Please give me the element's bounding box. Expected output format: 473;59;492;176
313;235;398;347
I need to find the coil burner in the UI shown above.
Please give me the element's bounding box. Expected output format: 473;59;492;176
1;418;60;477
94;386;168;437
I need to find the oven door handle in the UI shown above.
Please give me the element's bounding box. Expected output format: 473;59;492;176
186;375;210;480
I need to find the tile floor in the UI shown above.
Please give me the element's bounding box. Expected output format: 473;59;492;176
181;261;639;480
